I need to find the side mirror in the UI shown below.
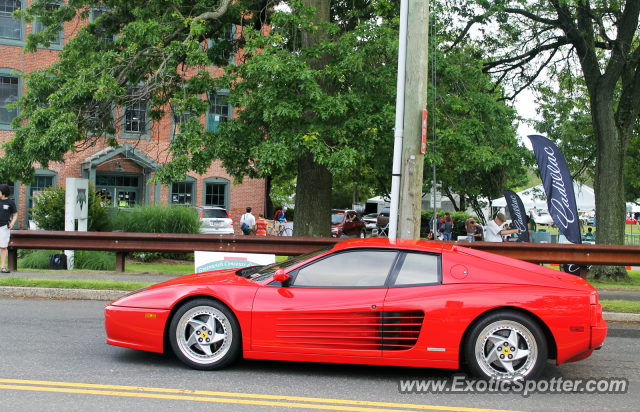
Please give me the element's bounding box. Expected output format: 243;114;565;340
273;268;290;283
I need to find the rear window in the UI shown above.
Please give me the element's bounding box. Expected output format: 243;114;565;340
202;209;228;219
331;212;345;224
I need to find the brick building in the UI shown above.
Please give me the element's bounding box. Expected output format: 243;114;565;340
0;3;265;231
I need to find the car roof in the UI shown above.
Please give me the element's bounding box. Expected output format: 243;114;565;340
332;238;443;253
332;209;356;213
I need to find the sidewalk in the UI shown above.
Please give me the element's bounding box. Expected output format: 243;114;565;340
1;271;182;284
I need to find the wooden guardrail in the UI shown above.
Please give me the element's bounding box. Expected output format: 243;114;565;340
6;231;640;275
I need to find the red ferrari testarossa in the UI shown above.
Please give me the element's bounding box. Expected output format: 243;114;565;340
105;238;607;380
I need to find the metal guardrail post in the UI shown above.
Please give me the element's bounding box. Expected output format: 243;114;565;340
7;247;17;272
115;252;126;273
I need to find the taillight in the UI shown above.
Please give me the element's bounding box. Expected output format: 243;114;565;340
199;209;203;219
590;304;602;327
225;210;231;219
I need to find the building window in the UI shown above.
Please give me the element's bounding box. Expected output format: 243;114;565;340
124;88;147;134
0;75;19;125
0;0;21;40
172;111;193;136
90;8;113;44
209;25;236;64
204;183;225;207
171;181;195;205
33;3;63;47
207;92;232;132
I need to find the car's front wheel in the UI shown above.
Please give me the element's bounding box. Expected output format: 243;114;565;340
465;311;547;380
169;298;241;370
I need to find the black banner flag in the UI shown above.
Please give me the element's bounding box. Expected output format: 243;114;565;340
528;135;582;244
502;190;530;243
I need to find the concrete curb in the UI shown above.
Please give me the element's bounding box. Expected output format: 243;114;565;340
0;287;126;301
603;312;640;322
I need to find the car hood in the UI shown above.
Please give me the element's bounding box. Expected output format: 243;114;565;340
110;269;258;309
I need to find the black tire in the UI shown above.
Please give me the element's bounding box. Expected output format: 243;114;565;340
465;310;547;380
169;298;241;370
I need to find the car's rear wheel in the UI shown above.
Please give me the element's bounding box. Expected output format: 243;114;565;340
465;311;547;380
169;298;241;370
360;230;366;238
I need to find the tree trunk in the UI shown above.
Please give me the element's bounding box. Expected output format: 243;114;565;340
293;154;333;237
265;176;274;219
589;95;632;281
291;0;333;238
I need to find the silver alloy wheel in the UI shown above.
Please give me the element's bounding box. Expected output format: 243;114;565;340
475;320;538;379
176;306;232;365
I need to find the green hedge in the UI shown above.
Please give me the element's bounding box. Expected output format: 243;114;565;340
107;204;201;234
30;182;109;232
420;210;470;239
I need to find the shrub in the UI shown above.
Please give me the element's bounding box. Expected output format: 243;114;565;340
30;182;110;232
18;250;115;271
420;210;470;239
108;204;201;234
131;251;194;262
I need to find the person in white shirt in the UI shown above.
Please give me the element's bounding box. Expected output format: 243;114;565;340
240;207;256;235
486;213;520;242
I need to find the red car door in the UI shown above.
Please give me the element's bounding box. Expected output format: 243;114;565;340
251;249;399;357
381;251;456;361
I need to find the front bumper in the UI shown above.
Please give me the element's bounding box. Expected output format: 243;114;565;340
105;305;170;353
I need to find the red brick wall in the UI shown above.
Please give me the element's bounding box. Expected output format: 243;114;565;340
0;12;265;232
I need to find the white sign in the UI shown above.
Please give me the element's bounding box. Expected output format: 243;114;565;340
65;178;90;270
430;187;442;209
194;252;276;274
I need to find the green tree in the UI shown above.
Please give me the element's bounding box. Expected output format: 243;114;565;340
446;0;640;281
0;0;399;238
423;26;530;225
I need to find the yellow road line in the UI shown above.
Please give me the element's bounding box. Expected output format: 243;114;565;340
0;378;525;412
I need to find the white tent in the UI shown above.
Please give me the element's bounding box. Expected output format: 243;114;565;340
492;183;596;212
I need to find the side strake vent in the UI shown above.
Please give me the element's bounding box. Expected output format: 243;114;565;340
276;311;424;351
380;311;424;351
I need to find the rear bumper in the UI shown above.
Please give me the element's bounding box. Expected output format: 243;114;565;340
105;305;169;353
199;228;234;235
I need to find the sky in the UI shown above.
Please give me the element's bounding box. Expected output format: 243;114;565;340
515;88;538;150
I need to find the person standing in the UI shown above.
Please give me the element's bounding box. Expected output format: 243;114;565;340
486;213;519;242
473;221;484;241
441;212;454;241
255;213;268;236
273;206;288;235
0;184;18;273
465;215;476;242
429;212;439;237
240;207;256;235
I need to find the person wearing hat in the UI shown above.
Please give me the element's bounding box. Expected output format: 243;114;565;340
486;212;519;242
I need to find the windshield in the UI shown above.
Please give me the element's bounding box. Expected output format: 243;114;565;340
246;246;334;282
331;213;345;224
202;209;228;219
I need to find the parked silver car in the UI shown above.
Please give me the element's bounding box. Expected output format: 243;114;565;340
194;206;234;235
362;213;378;231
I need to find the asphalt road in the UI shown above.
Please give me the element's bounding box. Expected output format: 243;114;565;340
0;298;638;412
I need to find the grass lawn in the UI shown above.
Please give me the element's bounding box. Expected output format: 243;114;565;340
0;277;152;291
126;264;195;275
600;300;640;314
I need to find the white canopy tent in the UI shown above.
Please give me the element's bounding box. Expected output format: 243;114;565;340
492;183;596;212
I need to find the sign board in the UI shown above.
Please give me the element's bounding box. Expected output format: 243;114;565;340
66;178;89;220
421;109;428;154
194;252;276;274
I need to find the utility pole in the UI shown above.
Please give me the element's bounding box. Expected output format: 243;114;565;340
389;0;429;240
398;0;429;240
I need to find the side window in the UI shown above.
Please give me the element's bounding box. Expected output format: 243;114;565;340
391;253;440;286
293;250;397;287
